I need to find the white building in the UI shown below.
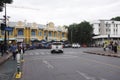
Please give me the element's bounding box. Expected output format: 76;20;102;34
91;20;120;46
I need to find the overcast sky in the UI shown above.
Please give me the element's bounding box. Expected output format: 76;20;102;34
0;0;120;26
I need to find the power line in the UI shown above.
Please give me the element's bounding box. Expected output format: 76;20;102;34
7;5;40;11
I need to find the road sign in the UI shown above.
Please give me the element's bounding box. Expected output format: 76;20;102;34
5;27;13;31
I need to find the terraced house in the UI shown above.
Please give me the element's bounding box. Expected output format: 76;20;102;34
0;21;68;44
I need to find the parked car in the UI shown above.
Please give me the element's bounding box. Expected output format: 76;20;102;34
51;42;64;53
72;43;80;48
64;43;72;48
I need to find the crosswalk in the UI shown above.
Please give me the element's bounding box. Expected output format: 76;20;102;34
24;52;50;56
24;50;78;56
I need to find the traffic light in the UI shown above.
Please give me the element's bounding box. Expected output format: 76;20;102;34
0;23;6;30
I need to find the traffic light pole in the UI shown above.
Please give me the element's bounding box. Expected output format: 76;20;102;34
4;3;7;52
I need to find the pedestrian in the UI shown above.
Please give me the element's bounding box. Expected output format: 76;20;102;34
10;43;18;60
103;42;107;51
18;42;25;54
113;42;118;53
0;43;4;56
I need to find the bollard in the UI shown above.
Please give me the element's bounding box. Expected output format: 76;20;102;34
21;49;24;62
15;53;22;79
16;53;21;64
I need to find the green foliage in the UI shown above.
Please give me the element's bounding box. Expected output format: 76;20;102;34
0;0;13;12
111;16;120;21
68;21;93;46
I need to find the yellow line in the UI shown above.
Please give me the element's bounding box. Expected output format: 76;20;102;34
80;57;120;69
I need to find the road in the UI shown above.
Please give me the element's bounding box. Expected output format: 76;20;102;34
21;48;120;80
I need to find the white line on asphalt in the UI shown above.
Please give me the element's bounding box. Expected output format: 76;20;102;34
76;71;108;80
42;60;54;69
35;52;39;55
76;71;96;80
41;52;45;55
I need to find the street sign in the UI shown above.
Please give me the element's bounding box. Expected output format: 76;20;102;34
5;27;13;31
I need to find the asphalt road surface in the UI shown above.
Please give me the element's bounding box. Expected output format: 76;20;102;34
21;48;120;80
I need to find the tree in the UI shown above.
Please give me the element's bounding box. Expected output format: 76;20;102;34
68;21;93;46
111;16;120;21
0;0;13;12
78;21;93;45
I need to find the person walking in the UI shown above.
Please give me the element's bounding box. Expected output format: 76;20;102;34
113;42;118;53
103;42;107;51
0;43;4;56
10;43;18;60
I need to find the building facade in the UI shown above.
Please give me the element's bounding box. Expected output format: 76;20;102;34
91;20;120;46
0;21;68;44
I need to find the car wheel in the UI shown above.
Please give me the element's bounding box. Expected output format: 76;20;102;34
61;51;63;53
51;51;54;54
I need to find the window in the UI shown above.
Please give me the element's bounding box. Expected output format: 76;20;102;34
44;32;46;36
62;33;64;37
39;31;42;36
58;32;60;37
54;33;56;37
9;31;13;35
18;29;24;35
31;30;36;36
98;23;100;27
48;32;52;37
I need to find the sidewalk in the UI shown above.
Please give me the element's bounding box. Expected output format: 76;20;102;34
84;48;120;58
0;52;17;80
0;52;13;65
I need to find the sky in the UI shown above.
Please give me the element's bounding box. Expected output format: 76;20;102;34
0;0;120;26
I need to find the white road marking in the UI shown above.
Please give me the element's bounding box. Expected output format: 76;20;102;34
76;71;108;80
35;52;39;55
76;71;96;80
41;52;45;55
42;60;54;69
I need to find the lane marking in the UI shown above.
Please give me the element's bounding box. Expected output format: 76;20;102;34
32;55;78;60
80;57;120;69
76;71;96;80
76;71;107;80
35;52;39;55
42;60;54;69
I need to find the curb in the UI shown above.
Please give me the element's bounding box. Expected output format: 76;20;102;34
0;53;12;65
84;51;120;58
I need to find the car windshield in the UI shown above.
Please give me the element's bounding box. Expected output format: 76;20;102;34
52;43;62;45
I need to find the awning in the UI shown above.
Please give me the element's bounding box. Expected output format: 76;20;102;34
17;38;24;42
